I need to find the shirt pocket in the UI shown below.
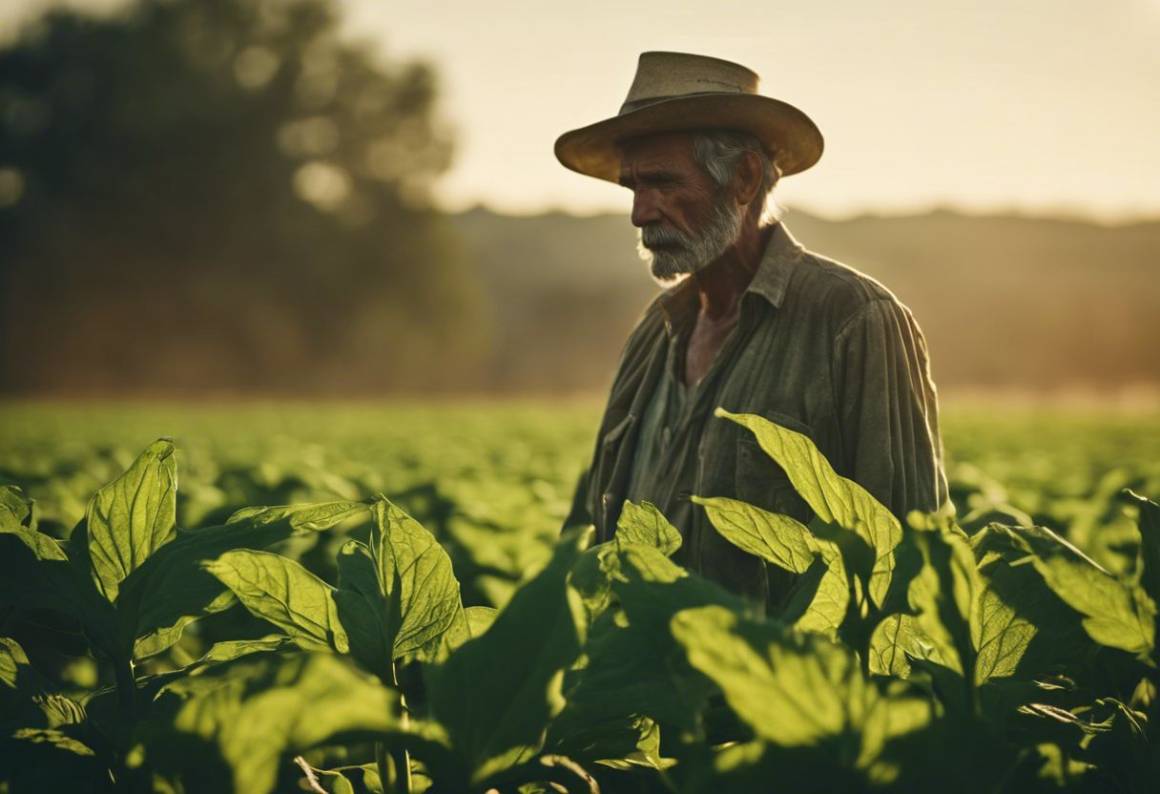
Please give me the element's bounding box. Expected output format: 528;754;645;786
733;411;814;521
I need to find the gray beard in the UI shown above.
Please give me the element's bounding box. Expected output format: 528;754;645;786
636;198;745;284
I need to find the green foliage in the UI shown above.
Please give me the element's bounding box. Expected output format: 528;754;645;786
426;532;586;785
369;499;463;660
671;605;932;766
206;550;349;652
615;500;682;555
145;651;400;793
716;407;901;607
1;407;1159;793
86;439;178;602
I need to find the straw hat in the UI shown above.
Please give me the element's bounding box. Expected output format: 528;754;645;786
554;51;823;184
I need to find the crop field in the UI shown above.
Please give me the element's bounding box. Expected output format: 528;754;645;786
2;400;1159;793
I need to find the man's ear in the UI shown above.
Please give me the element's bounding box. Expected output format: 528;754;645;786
733;150;764;208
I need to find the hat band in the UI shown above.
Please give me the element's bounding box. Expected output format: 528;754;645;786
619;89;752;115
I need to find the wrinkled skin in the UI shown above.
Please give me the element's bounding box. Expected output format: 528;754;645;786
617;131;770;386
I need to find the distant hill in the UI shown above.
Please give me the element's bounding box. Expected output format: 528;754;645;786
450;206;1160;394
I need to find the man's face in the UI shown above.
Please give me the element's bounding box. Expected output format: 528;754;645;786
618;132;743;282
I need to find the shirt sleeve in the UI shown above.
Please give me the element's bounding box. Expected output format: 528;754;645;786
832;298;950;519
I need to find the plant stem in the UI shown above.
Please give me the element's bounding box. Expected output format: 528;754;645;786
114;656;137;724
375;741;393;792
389;661;413;794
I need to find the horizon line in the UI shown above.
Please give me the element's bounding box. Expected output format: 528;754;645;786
443;200;1160;227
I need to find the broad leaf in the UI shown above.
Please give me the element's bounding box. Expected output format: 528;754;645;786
227;500;368;531
334;539;392;674
716;408;901;607
370;498;463;658
989;522;1155;657
86;439;177;602
693;496;849;634
438;605;499;660
147;652;400;794
119;502;360;660
906;525;980;677
616;501;681;556
693;496;813;574
555;544;745;734
0;485;34;527
426;531;586;784
206;550;348;653
198;636;296;665
868;614;921;677
1;636;34;690
671;605;931;767
675;608;935;779
1;508;117;652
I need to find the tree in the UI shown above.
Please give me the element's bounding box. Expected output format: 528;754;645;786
0;0;488;395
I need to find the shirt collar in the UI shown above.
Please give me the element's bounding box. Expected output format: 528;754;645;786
658;221;805;336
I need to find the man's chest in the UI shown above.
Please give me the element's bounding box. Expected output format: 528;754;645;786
683;311;740;387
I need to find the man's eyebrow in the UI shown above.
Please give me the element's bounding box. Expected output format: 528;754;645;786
618;169;679;187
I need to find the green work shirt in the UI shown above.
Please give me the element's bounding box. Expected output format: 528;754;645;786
564;220;950;610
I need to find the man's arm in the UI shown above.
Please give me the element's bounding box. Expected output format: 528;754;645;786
832;297;950;519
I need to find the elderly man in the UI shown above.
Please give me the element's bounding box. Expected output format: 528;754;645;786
556;52;948;608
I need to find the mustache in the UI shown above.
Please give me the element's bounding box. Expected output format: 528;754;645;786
638;223;692;250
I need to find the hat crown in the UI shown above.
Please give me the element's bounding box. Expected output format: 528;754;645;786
621;51;759;114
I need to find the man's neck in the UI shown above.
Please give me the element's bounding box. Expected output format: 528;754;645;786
688;222;774;321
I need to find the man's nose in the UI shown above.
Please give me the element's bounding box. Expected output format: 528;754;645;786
630;189;661;228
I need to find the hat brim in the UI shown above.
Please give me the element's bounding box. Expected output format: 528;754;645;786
554;93;823;184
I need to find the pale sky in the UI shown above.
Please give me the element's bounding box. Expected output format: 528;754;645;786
7;0;1160;220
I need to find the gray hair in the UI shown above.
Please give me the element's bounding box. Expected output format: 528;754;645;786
691;130;783;223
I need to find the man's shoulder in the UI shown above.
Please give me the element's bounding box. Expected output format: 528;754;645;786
791;245;914;331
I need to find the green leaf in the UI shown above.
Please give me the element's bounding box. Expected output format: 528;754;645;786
0;485;34;527
198;636;296;665
567;545;615;626
0;511;117;653
991;522;1155;657
227;500;368;531
693;496;813;573
1125;490;1160;607
716;408;901;607
868;614;920;677
206;549;348;653
146;652;400;794
10;728;96;756
426;531;586;784
693;495;849;634
1035;553;1155;656
1;509;68;564
615;501;681;555
906;525;980;677
334;539;392;674
554;544;745;736
970;578;1036;685
86;438;178;602
1;635;33;689
370;498;463;658
671;605;931;767
437;605;499;661
119;502;361;660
